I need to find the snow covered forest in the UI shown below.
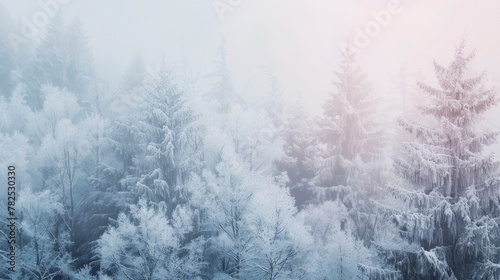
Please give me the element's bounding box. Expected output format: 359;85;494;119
1;2;500;279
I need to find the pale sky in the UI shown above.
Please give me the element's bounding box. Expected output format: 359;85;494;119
2;0;500;117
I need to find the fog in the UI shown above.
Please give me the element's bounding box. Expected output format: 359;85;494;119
3;0;500;156
2;1;500;278
16;0;499;158
2;0;499;110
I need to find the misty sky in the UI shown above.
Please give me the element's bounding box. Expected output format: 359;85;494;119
2;0;500;122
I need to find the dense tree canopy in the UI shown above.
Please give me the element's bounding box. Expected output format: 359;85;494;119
0;7;498;279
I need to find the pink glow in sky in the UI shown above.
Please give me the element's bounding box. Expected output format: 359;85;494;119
2;0;499;127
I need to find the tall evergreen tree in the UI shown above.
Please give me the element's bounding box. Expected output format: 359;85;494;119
29;14;66;109
207;40;246;112
28;15;94;109
396;40;498;198
275;99;318;208
119;65;205;215
379;40;500;279
121;52;146;91
315;48;384;203
65;18;95;104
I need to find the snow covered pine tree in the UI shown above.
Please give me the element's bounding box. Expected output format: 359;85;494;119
385;40;500;279
314;47;385;251
315;47;384;203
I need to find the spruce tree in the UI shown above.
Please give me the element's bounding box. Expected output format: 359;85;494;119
315;48;384;204
207;40;246;112
29;15;94;109
381;40;500;279
276;99;317;208
396;40;498;198
65;18;95;103
120;65;205;215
